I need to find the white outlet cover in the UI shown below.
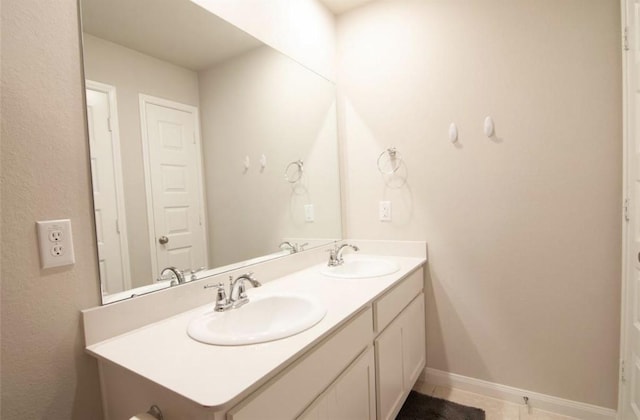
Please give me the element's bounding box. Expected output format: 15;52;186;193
379;201;392;221
36;219;75;269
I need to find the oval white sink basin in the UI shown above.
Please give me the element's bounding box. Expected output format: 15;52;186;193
187;294;326;346
319;257;400;279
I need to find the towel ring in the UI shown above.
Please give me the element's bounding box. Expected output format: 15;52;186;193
377;148;402;175
284;160;304;183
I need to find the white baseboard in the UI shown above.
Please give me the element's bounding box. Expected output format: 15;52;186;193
420;368;617;420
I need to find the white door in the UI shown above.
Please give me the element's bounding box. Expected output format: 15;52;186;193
622;0;640;418
140;95;207;279
85;81;131;295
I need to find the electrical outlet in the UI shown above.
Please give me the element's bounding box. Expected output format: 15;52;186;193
49;230;63;242
51;245;64;256
37;219;75;269
379;201;392;221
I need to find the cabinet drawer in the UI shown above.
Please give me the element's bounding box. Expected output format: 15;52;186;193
374;268;423;333
227;307;373;420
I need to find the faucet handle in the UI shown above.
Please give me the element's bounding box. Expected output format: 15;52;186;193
205;282;230;312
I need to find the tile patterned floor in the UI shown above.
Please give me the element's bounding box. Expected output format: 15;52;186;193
412;382;578;420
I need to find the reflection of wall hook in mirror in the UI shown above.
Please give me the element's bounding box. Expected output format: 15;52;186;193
284;159;304;183
377;147;403;175
243;156;250;172
259;154;267;172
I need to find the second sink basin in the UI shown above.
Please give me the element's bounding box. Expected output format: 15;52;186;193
319;256;400;279
187;294;326;346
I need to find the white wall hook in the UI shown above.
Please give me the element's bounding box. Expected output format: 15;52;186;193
449;123;458;143
243;156;250;170
484;116;495;137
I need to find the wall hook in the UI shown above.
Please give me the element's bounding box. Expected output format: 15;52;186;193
484;116;495;137
449;123;458;143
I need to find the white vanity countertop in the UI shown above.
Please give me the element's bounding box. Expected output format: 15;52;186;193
86;255;426;410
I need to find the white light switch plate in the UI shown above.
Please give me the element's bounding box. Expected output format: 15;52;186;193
304;204;315;222
36;219;75;269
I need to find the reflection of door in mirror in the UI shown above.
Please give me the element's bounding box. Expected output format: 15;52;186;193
139;95;208;281
85;81;131;294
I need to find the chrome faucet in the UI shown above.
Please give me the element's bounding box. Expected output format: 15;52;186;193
205;272;262;312
327;243;359;267
160;266;185;286
230;273;262;308
279;241;309;254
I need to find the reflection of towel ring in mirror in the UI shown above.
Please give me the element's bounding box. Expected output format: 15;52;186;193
377;148;402;175
284;160;304;183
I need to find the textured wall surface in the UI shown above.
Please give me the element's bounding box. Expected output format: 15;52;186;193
337;0;622;408
1;0;104;418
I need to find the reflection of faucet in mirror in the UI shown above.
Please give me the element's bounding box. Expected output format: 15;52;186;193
189;267;206;281
328;243;360;267
279;241;309;254
160;267;185;286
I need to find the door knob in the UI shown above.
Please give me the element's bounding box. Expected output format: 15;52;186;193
158;235;169;245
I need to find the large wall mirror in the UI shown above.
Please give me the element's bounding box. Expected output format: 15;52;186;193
80;0;342;304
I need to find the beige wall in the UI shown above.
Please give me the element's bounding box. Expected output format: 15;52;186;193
1;0;103;418
192;0;336;81
82;34;200;289
198;46;341;266
337;0;622;408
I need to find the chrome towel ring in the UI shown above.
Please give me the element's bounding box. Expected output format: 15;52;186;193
377;147;402;175
284;159;304;183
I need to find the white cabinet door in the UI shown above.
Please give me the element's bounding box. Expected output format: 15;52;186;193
228;308;373;420
298;347;375;420
375;293;426;420
402;293;426;390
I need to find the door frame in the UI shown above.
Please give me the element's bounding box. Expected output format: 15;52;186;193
138;94;209;280
86;80;132;291
621;0;631;416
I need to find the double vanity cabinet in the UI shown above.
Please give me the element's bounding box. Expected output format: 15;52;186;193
83;249;427;420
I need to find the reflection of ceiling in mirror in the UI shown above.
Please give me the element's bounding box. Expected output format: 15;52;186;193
80;0;262;71
319;0;378;15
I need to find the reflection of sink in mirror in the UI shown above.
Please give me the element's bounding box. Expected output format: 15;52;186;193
320;257;400;279
187;294;327;346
